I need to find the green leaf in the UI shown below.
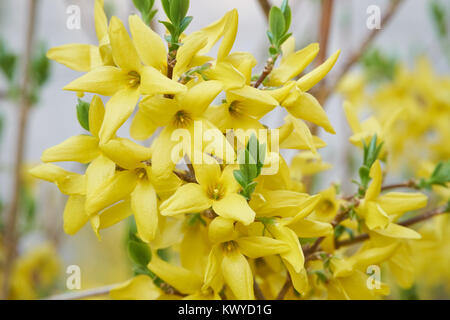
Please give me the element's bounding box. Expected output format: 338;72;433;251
179;15;193;33
76;99;90;131
128;240;152;267
170;0;189;25
280;0;292;31
161;0;171;19
233;170;247;188
0;38;18;82
430;0;447;38
159;20;176;36
31;42;51;88
269;7;286;46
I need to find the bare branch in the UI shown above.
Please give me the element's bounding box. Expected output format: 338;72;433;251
257;0;271;21
1;0;39;299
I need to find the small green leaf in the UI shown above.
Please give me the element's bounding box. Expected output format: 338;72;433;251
76;99;90;131
179;15;193;33
128;240;152;267
161;0;171;19
0;38;18;82
31;42;51;88
269;7;286;46
280;0;292;31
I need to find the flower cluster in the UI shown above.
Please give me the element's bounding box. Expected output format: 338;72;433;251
29;0;448;300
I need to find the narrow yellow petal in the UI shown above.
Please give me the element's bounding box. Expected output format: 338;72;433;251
85;170;137;215
285;263;309;295
148;255;203;294
180;224;209;276
41;135;99;163
99;87;140;143
89;95;105;139
63;66;128;96
94;0;108;42
193;158;222;189
267;224;304;272
297;50;340;91
343;101;361;133
109;16;141;72
160;183;212;216
130;108;159;141
236;236;290;259
223;52;257;84
270;43;319;86
374;223;422;239
213;194;256;225
46;44;102;72
208;216;237;244
180;80;223;117
365;160;382;201
131;180;158;242
203;245;224;293
100;137;151;170
29;164;86;195
99;200;133;230
377;192;428;216
85;154;116;197
217;9;238;61
173;34;208;79
287;218;333;238
365;202;390;230
129;15;166;71
63;195;90;235
140;66;186;95
221;249;254;300
204;62;246;90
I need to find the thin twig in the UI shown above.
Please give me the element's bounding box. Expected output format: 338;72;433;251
381;180;417;191
253;56;277;88
253;279;266;300
43;284;117;300
257;0;271;21
1;0;39;299
323;0;404;100
276;273;291;300
316;0;334;66
335;206;449;249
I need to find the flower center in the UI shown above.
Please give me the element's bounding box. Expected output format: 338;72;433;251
319;199;335;216
207;183;225;200
173;110;192;128
128;71;141;88
222;240;237;252
228;100;243;117
135;167;147;180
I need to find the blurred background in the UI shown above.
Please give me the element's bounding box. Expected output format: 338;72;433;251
0;0;449;299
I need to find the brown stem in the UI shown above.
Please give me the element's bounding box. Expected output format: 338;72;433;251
381;180;417;191
1;0;39;300
253;56;277;88
253;279;266;300
317;0;334;66
276;274;291;300
257;0;271;21
335;206;449;249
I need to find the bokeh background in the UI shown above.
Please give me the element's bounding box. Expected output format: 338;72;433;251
0;0;449;299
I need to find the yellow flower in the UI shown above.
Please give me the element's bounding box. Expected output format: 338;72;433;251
357;160;427;238
160;159;255;225
46;0;112;71
63;15;186;143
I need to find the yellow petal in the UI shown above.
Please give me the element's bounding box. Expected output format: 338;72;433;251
236;236;290;259
285;263;309;295
270;43;319;86
110;275;161;300
193;158;221;189
287;218;333;238
221;248;254;300
160;183;212;216
203;245;224;293
131;180;158;242
98;200;133;230
100;137;151;170
213;194;255;225
129;15;166;71
130;108;159;141
180;80;223;117
148;255;203;294
29;164;86;195
89;95;105;138
223;52;257;84
140;66;186;95
297;50;340;91
85;170;137;215
366;160;383;201
374;223;422;239
205;62;246;90
63;195;90;235
109;16;141;72
64;66;128;96
377;192;428;216
343;101;361;133
94;0;108;43
208;216;237;244
41;135;99;163
365;202;390;230
99;87;140;143
173;34;208;80
217;9;238;61
46;44;102;72
284;90;335;134
351;243;399;270
267;224;304;272
180;223;209;275
85;154;116;197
